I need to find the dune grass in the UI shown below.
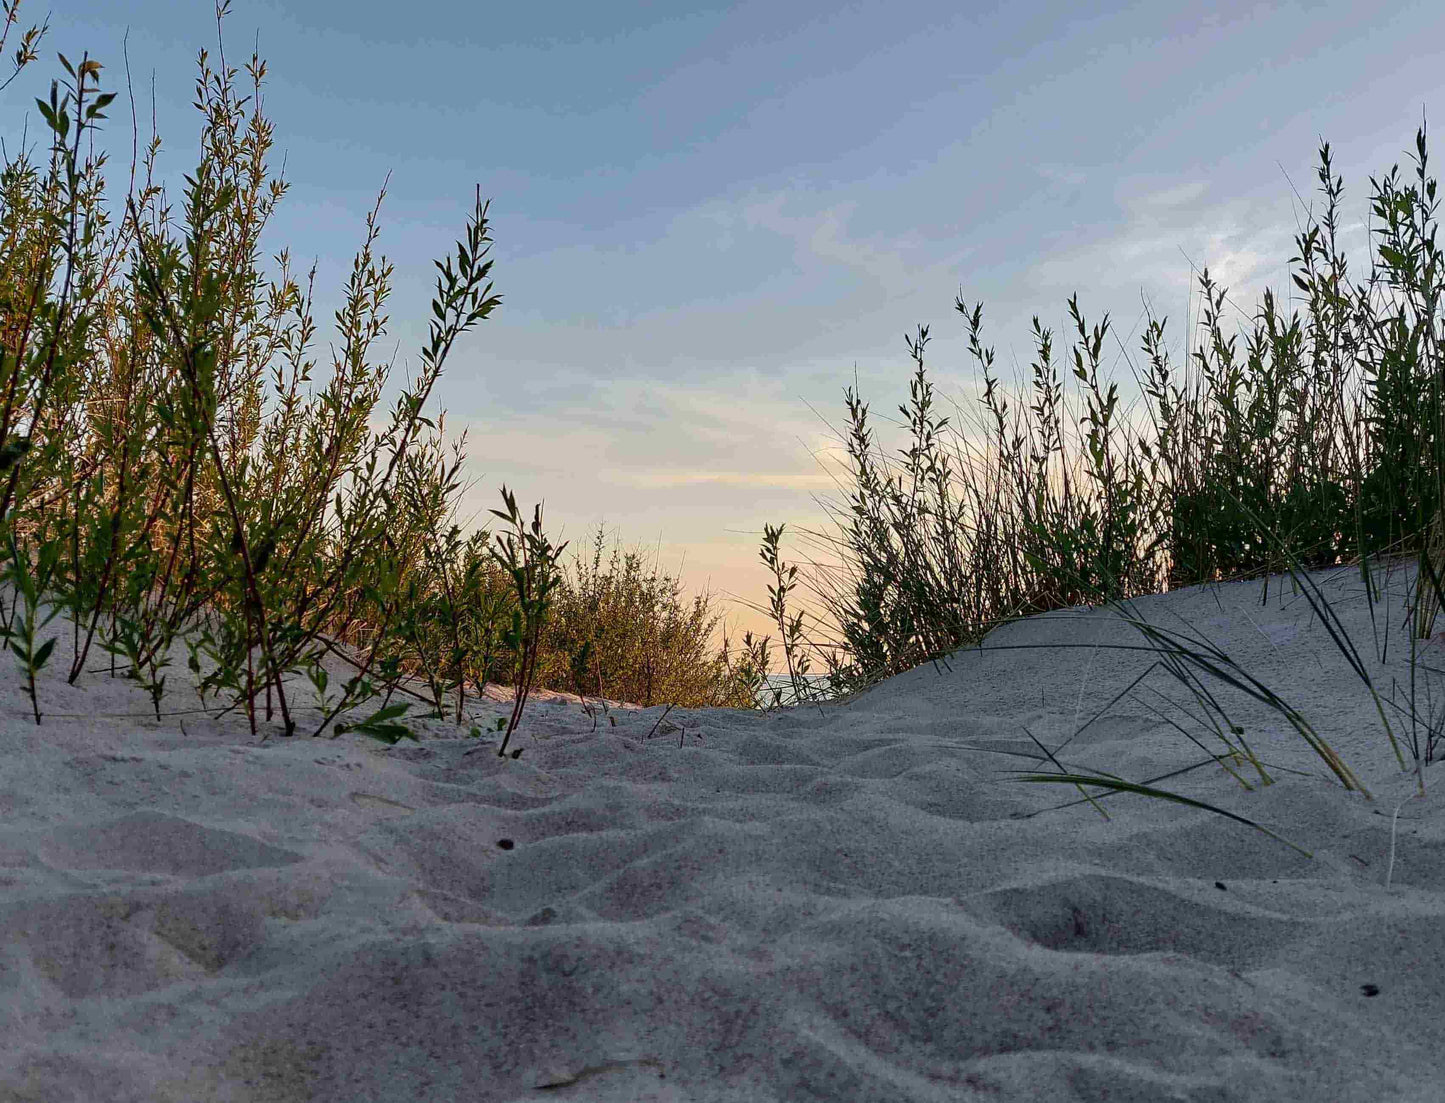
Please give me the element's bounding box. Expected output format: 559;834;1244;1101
0;2;776;757
726;112;1445;875
1;0;1444;864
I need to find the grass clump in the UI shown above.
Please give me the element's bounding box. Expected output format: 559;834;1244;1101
0;1;781;762
728;110;1445;875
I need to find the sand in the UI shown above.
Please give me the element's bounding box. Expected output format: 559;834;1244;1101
1;557;1443;1101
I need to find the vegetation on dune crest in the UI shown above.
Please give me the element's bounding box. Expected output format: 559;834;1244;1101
1;0;1444;842
0;0;779;757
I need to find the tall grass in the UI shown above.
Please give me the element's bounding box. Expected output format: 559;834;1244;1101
0;2;781;760
3;0;1445;841
742;116;1445;710
727;108;1445;867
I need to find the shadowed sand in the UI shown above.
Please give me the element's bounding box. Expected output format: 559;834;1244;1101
1;558;1442;1102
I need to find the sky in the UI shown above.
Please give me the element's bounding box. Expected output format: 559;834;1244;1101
1;0;1443;672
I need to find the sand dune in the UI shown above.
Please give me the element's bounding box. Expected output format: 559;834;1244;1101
2;559;1443;1101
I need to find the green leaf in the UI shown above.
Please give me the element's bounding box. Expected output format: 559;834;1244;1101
1377;244;1408;270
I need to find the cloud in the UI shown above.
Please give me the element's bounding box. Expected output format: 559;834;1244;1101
692;185;978;310
1033;163;1089;189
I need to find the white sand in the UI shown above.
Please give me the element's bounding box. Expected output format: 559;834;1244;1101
2;558;1443;1102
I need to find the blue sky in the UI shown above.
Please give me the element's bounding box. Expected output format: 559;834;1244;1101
3;0;1443;669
